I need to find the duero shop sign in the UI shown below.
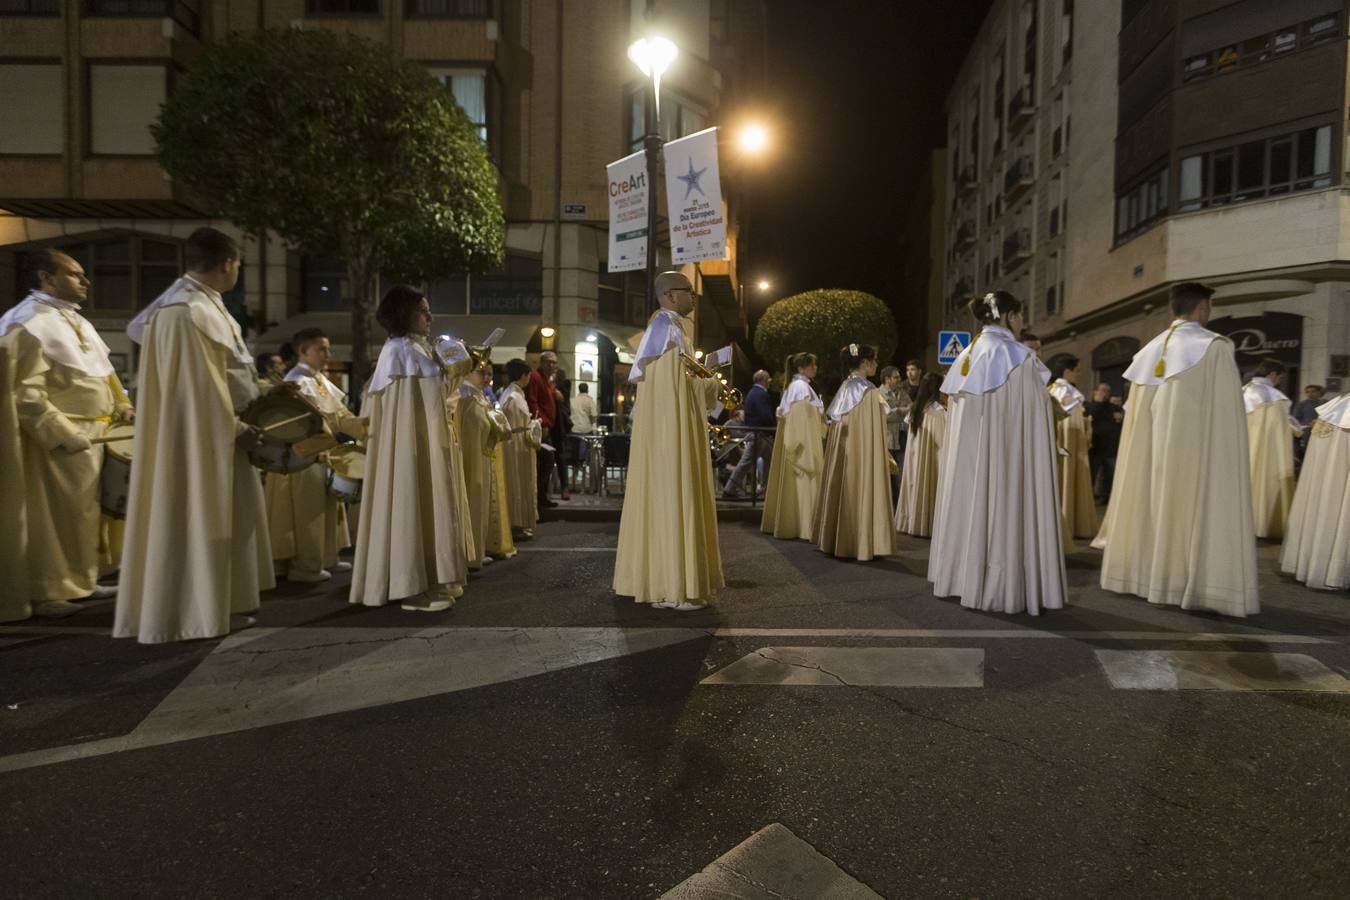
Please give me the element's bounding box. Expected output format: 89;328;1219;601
1208;312;1303;368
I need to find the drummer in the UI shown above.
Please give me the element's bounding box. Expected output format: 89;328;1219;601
0;249;133;620
265;328;367;583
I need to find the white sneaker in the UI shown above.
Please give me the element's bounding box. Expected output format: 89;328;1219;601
479;556;493;566
670;601;706;612
401;599;452;612
229;615;257;631
650;599;676;609
289;569;332;583
87;584;118;600
332;560;352;572
35;600;82;618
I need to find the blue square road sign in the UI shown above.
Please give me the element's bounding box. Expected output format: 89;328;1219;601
937;331;972;366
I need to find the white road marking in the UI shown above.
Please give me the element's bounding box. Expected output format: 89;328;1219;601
702;647;984;688
1097;650;1350;692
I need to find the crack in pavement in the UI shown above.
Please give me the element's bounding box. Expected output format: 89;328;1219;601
754;649;853;687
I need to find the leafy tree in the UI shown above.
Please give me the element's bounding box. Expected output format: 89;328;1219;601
753;289;898;382
153;27;504;389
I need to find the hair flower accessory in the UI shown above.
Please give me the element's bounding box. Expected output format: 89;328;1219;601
848;342;858;356
983;292;1001;321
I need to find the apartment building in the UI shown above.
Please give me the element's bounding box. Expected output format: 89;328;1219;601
0;0;766;410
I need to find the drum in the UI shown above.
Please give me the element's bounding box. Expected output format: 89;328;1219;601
241;389;325;473
99;424;135;518
325;443;366;503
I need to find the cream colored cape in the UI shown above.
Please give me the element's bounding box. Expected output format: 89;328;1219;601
1280;395;1350;590
1055;403;1098;541
497;383;538;529
895;402;948;537
1244;380;1298;540
113;296;274;643
929;356;1066;615
813;379;895;560
455;383;516;563
1098;339;1259;616
613;314;724;604
0;339;30;622
761;384;827;541
350;338;469;606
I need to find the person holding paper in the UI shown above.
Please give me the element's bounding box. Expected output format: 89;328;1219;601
761;352;826;541
613;271;724;610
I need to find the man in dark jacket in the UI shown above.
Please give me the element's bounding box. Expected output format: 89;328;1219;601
722;370;774;499
525;351;558;508
1084;382;1124;502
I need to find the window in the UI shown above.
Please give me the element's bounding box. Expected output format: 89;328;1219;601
598;267;645;326
967;87;980;171
1046;251;1061;316
1020;0;1037;96
1060;0;1073;65
470;252;542;316
14;235;183;312
1175;124;1333;213
1181;13;1342;84
990;45;1005;156
710;0;729;42
1049;175;1062;235
1114;167;1168;241
0;0;60;12
86;1;201;34
627;88;708;152
426;68;488;143
0;63;62;154
307;0;380;12
406;0;491;15
88;64;167;156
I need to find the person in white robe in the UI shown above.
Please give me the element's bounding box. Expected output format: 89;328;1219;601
0;250;134;619
497;359;540;538
114;228;275;643
265;328;366;582
455;363;517;566
1243;359;1300;540
349;286;474;612
1048;353;1098;542
1281;391;1350;590
1096;281;1258;617
613;271;724;610
929;291;1066;615
760;352;826;541
894;373;948;538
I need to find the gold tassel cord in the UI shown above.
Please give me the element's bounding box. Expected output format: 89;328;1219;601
1155;322;1181;379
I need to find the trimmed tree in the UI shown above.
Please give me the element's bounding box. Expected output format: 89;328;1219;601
153;27;504;390
753;289;899;382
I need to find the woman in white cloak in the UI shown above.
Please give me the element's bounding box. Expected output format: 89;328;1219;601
761;352;827;541
497;358;540;538
1243;359;1300;540
929;291;1066;615
894;373;948;538
1281;391;1350;590
349;286;473;612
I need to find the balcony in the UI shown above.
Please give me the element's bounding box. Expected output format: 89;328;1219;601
949;278;974;310
955;221;976;251
1001;228;1033;268
1009;85;1035;129
958;166;978;197
1004;156;1035;201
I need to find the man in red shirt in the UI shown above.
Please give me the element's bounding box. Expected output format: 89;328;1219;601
526;351;558;508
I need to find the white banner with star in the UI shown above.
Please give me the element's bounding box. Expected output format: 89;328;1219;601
662;127;727;265
606;150;649;273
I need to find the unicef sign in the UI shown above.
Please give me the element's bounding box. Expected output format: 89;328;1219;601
1209;312;1303;367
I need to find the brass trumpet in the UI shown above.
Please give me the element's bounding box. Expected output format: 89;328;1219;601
684;354;742;411
707;423;735;449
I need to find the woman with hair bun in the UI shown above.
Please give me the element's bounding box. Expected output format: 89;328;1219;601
1048;353;1098;542
811;343;895;561
761;351;827;540
894;372;948;537
929;291;1066;614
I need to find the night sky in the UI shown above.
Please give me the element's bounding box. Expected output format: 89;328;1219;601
746;0;991;349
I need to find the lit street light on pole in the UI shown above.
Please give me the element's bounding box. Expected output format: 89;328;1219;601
627;35;678;313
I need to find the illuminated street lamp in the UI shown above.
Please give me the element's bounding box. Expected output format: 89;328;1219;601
628;35;678;313
738;123;769;155
756;279;771;292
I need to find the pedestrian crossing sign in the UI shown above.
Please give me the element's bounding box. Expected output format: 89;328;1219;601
937;331;972;366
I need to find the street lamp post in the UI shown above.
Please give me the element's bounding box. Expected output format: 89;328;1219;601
628;36;678;313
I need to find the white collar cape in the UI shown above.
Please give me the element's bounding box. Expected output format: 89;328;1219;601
940;325;1045;396
1315;392;1350;428
457;380;485;401
498;382;527;409
127;275;254;366
285;361;347;406
1049;378;1085;412
778;373;824;417
629;309;691;383
1123;320;1224;386
364;336;442;397
1242;376;1290;413
826;374;876;423
0;292;115;377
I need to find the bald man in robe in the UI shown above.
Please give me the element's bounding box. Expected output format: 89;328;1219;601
613;271;724;610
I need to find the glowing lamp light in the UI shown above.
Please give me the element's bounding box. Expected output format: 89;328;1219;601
540;326;556;339
756;279;770;291
586;333;598;343
694;349;705;360
627;36;678;80
739;124;769;154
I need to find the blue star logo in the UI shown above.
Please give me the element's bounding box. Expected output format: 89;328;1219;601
676;156;708;200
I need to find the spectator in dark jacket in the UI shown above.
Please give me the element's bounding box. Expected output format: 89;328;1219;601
1084;382;1124;502
723;370;775;499
525;351;558;508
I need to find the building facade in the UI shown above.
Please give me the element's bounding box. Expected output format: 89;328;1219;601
943;0;1350;396
0;0;766;411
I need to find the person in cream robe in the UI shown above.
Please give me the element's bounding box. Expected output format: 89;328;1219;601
1097;281;1258;617
894;373;948;538
929;291;1066;615
497;359;539;537
1281;391;1350;590
613;271;723;610
813;344;895;561
1243;359;1300;540
114;228;275;643
0;250;134;618
455;363;517;566
1048;354;1098;542
265;328;366;582
349;287;474;612
761;352;826;541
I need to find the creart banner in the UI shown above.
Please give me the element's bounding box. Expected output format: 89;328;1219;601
606;150;649;273
662;127;727;265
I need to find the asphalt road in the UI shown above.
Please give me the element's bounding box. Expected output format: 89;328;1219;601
2;521;1348;898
